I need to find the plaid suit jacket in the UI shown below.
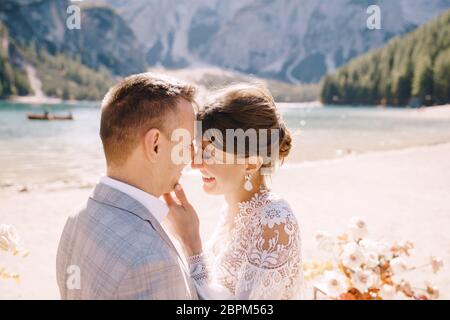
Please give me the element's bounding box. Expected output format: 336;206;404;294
56;183;198;300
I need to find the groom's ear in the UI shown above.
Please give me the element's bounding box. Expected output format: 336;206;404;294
143;128;161;162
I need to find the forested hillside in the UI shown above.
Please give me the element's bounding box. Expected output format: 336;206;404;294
321;10;450;106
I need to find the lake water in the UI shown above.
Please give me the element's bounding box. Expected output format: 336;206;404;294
1;101;450;189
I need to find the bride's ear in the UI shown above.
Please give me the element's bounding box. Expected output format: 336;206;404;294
143;128;161;162
245;156;263;175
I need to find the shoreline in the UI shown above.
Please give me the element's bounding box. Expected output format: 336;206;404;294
4;96;450;111
6;97;100;106
2;141;450;195
10;95;63;105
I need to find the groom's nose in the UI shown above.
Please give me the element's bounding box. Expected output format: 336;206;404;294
191;161;203;169
191;147;204;169
191;155;203;169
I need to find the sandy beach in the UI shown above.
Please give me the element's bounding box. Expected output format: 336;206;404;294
1;141;449;299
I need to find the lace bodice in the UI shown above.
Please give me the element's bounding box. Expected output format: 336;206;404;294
188;190;303;300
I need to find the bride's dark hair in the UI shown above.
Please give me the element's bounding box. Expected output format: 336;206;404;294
197;83;292;170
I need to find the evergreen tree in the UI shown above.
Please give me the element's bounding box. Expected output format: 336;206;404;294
320;9;450;107
412;55;434;105
433;48;450;104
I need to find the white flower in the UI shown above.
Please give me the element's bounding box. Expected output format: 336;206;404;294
376;241;393;260
315;231;334;252
322;270;348;298
0;224;20;251
348;217;368;239
351;269;377;293
430;256;444;274
359;240;386;267
341;243;365;270
390;257;408;274
379;284;396;300
0;224;8;237
359;239;378;252
364;251;380;268
0;235;10;251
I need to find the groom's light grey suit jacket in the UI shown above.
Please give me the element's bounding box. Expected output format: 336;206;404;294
56;183;198;300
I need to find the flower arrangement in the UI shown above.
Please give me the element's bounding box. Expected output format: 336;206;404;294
305;217;444;300
0;224;28;283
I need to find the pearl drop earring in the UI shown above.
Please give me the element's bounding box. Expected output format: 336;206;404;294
244;174;253;191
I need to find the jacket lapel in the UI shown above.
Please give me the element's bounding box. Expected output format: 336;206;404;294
90;183;190;274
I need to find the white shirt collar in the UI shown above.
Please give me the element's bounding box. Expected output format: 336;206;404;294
100;176;169;224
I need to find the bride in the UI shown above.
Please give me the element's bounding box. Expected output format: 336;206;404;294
163;84;303;300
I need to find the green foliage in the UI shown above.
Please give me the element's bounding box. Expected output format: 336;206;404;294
0;23;31;98
412;55;434;105
265;81;320;102
1;21;112;101
320;9;450;106
433;47;450;104
21;46;114;101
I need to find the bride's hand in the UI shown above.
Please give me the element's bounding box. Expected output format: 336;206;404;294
163;183;202;256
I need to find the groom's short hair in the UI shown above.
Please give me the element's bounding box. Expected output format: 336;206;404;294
100;72;196;166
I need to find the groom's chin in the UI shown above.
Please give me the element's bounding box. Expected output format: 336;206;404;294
164;184;175;194
167;180;180;193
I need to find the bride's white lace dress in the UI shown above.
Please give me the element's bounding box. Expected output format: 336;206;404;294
188;190;303;300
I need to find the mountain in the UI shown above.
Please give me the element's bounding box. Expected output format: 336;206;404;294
146;66;320;103
320;9;450;107
0;21;30;98
97;0;450;83
1;0;449;100
0;0;147;99
0;18;114;100
0;0;145;76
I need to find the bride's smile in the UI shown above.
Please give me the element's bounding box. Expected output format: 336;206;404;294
200;172;216;185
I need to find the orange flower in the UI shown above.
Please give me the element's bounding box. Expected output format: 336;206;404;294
339;291;357;300
425;282;440;299
397;280;414;298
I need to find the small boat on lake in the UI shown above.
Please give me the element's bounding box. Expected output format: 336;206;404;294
27;112;73;121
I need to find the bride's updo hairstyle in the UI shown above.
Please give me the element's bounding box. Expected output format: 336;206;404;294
197;83;292;173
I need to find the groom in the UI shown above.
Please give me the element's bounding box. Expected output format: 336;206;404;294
56;73;199;299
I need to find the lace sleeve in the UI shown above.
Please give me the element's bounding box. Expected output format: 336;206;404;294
187;252;233;300
236;201;303;300
187;252;209;286
187;214;225;287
